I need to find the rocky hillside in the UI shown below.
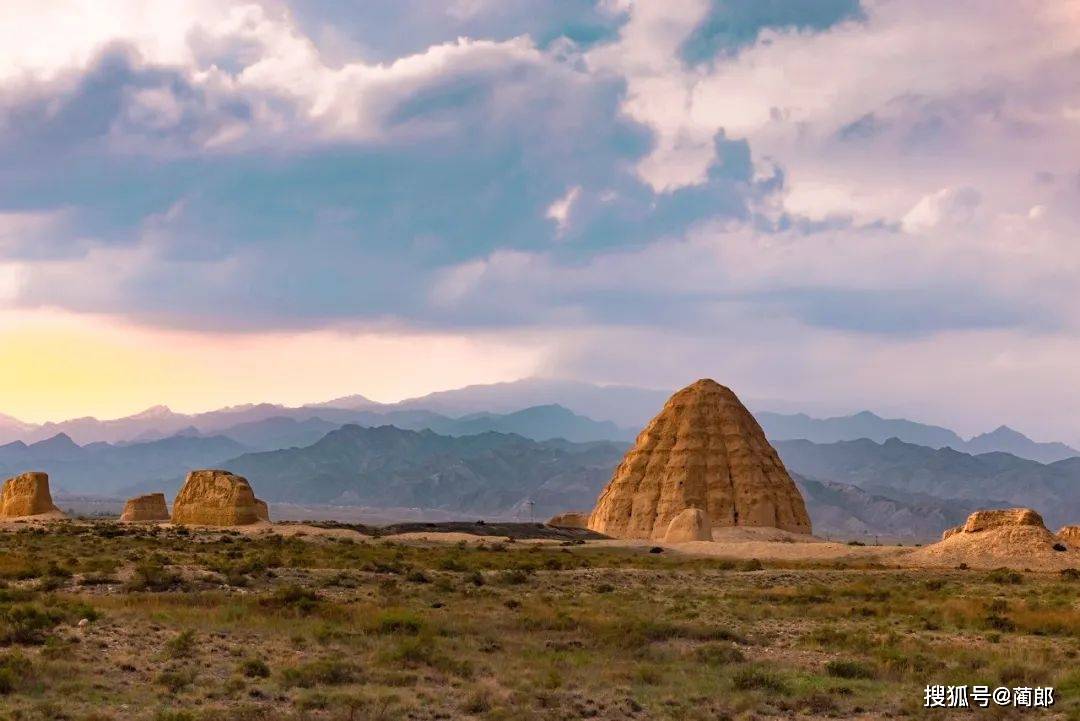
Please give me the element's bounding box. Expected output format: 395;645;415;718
225;425;627;516
777;437;1080;529
794;476;999;542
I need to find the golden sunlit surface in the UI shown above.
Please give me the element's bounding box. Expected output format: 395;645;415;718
0;310;544;423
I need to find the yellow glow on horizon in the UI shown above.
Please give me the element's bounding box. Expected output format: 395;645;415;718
0;310;544;423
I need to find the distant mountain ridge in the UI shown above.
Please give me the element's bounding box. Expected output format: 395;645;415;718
1;378;1076;463
776;437;1080;529
0;433;248;495
793;475;997;542
758;410;1078;463
221;425;627;516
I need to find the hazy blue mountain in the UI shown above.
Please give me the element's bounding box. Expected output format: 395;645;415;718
759;410;1078;463
387;378;671;426
964;425;1079;464
209;405;632;449
304;393;381;410
758;410;964;448
0;413;35;445
0;433;248;495
209;417;342;451
427;405;633;443
776;437;1080;529
223;425;627;516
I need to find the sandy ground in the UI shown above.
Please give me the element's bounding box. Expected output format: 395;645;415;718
0;510;70;524
7;516;1077;572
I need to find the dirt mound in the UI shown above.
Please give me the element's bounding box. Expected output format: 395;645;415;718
908;507;1079;570
941;525;962;541
663;508;712;542
963;508;1043;533
255;498;270;522
0;472;63;518
119;493;170;522
171;470;262;526
1056;525;1080;543
547;511;589;529
588;379;811;539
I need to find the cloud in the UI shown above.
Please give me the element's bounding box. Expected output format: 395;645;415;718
901;186;981;233
546;186;581;235
3;0;1080;439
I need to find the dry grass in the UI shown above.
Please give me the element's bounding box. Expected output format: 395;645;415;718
0;521;1077;720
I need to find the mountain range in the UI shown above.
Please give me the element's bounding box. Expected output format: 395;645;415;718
758;410;1079;463
6;413;1074;540
2;378;1074;463
220;425;627;516
0;433;246;495
775;437;1080;529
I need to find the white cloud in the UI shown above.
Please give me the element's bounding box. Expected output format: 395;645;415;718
591;0;1080;224
901;186;981;234
545;185;581;235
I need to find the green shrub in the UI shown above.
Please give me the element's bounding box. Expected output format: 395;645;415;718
825;659;877;679
165;630;196;659
732;666;788;693
280;659;357;688
987;568;1023;585
156;668;196;693
0;603;65;645
126;559;183;592
240;658;271;679
694;643;746;665
0;650;32;694
260;585;321;615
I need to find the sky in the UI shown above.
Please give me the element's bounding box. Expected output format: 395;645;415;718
1;0;1079;440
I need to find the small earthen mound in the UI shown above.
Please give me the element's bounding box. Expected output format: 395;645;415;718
909;507;1079;570
589;379;810;540
171;470;261;526
119;493;170;522
663;508;713;543
1056;526;1080;543
255;498;270;522
941;525;962;541
546;511;589;529
0;472;63;518
962;508;1044;533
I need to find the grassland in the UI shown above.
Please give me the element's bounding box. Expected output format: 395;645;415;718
0;521;1077;720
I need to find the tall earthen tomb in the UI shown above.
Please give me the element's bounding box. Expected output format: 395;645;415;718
588;379;811;539
171;470;262;526
0;471;62;518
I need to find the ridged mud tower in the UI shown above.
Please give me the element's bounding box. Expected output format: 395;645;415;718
588;379;811;539
119;493;170;522
0;472;63;518
171;470;261;526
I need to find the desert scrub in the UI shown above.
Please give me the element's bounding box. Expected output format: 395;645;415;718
165;629;197;658
0;650;32;694
279;658;358;688
260;584;322;615
240;657;271;678
825;659;878;679
126;557;184;592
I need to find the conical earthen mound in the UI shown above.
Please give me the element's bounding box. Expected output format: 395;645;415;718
0;472;63;518
588;379;811;539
